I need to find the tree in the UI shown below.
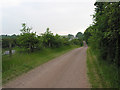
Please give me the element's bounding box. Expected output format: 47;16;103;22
84;2;120;66
84;26;92;44
76;32;83;39
68;34;74;40
71;39;83;46
41;28;55;48
53;34;63;47
18;23;39;52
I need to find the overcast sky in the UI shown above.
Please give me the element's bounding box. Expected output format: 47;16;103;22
1;0;96;35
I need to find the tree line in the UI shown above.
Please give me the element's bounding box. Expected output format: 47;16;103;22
2;23;84;54
84;2;120;66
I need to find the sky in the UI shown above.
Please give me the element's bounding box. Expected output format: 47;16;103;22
0;0;96;35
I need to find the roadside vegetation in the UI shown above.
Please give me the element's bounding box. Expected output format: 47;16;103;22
2;23;83;84
87;48;119;88
84;2;120;88
3;45;79;84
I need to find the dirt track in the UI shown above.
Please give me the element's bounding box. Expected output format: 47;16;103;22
4;45;90;88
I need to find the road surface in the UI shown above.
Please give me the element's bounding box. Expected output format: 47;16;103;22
4;45;90;88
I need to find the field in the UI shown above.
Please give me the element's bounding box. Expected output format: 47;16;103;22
2;45;79;84
87;47;119;88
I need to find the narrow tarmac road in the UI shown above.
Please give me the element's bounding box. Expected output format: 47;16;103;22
4;45;90;88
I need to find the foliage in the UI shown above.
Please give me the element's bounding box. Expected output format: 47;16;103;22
76;32;83;40
68;34;74;40
41;28;63;48
84;2;120;66
87;47;119;88
71;39;83;46
2;35;18;48
84;26;92;44
18;23;39;52
2;24;84;53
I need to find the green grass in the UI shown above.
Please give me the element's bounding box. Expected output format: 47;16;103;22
87;47;119;88
2;45;79;84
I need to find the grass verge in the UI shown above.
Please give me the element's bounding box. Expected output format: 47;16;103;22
2;45;79;84
87;47;119;88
